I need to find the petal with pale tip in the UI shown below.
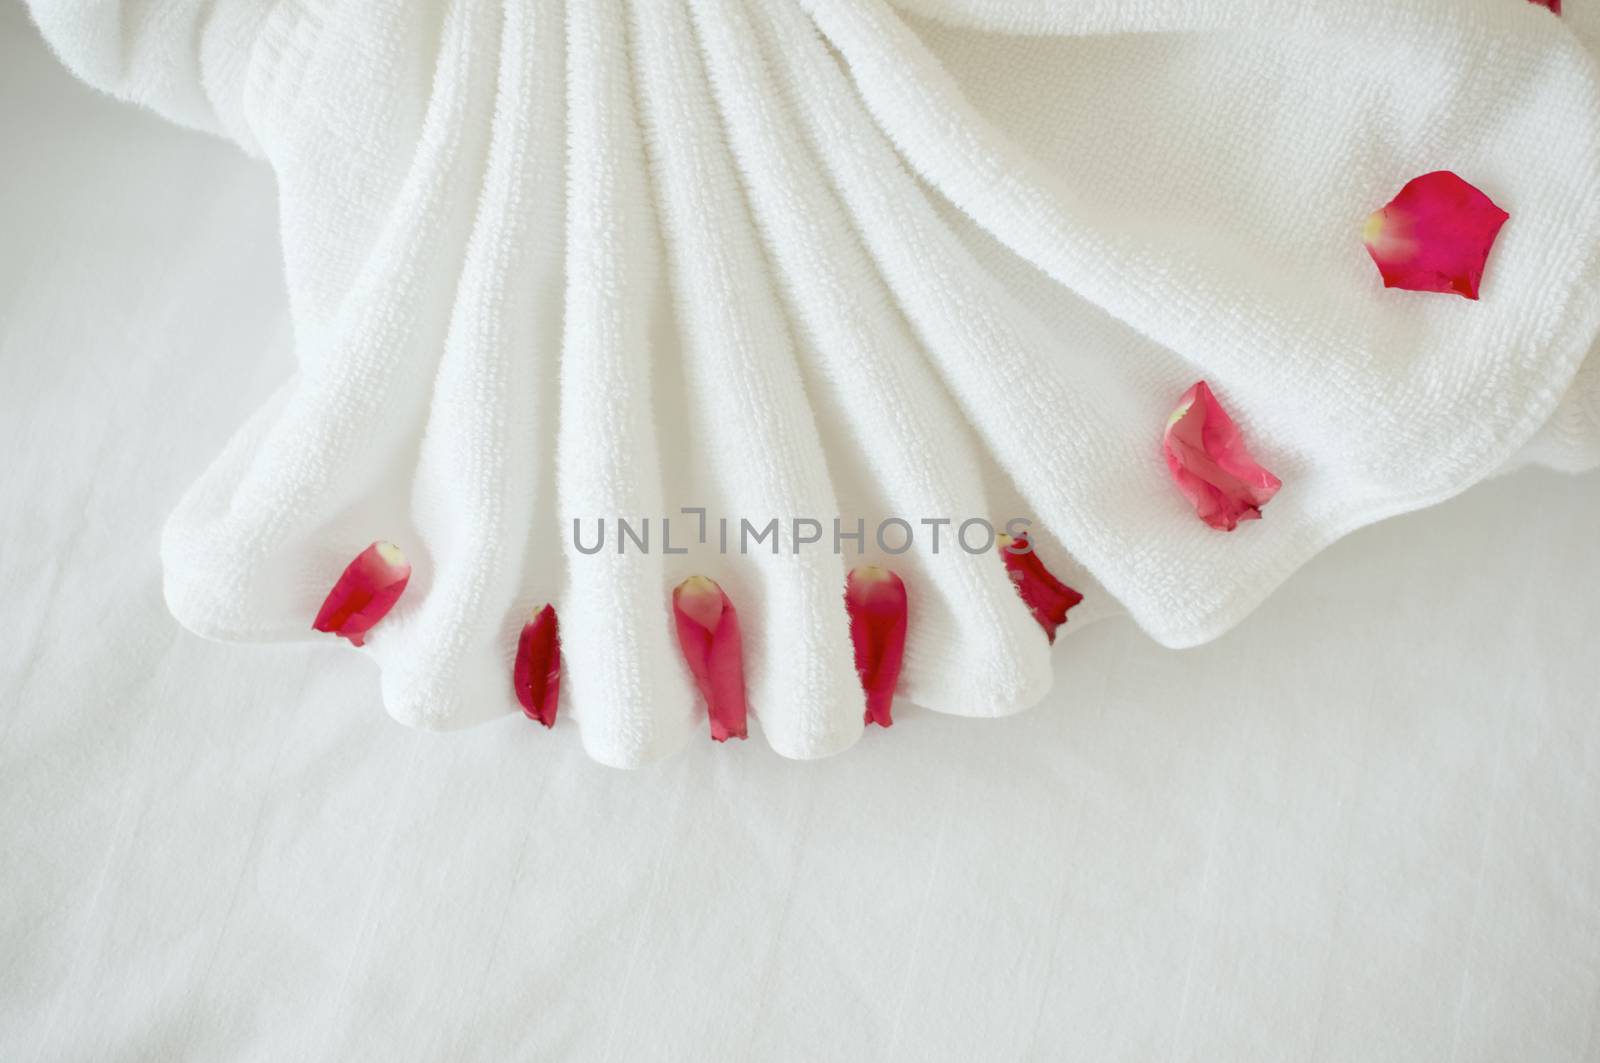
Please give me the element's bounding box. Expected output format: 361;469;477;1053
846;566;908;728
311;541;411;647
672;576;748;742
1362;171;1509;300
1162;380;1282;532
513;604;562;728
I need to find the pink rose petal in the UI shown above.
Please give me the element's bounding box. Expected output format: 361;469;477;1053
672;576;748;742
311;541;411;646
998;533;1083;643
1163;381;1282;532
1363;171;1509;299
846;566;908;728
513;604;561;728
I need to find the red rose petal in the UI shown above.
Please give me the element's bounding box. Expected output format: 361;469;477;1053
513;604;561;728
1163;381;1282;532
672;576;748;742
1529;0;1560;14
311;541;410;646
846;566;908;728
997;533;1083;643
1362;171;1509;299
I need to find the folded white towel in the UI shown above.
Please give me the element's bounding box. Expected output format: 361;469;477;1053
29;0;1600;765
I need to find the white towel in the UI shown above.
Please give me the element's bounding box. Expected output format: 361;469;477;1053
28;0;1600;765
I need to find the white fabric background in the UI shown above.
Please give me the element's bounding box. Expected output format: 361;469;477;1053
3;8;1600;1060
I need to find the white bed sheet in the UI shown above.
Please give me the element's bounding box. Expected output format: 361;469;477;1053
3;10;1599;1061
